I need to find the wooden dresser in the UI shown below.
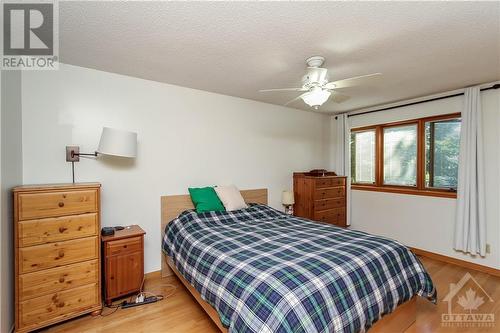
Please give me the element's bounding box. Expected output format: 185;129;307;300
102;225;145;305
293;172;347;227
13;183;102;333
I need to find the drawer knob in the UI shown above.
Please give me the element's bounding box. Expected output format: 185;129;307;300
57;301;65;308
123;245;127;248
59;277;65;283
57;250;65;259
59;227;67;233
58;202;65;207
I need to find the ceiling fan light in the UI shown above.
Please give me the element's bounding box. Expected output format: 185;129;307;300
301;89;331;108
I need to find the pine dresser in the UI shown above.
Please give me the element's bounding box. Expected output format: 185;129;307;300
13;183;102;332
293;172;347;227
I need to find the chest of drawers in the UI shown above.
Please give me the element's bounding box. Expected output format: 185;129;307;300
13;183;102;332
293;172;347;227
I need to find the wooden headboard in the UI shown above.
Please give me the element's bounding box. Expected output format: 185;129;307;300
160;188;268;276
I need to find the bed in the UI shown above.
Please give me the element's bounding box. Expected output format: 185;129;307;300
160;189;436;333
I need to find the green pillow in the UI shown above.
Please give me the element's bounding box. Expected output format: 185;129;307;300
188;187;225;213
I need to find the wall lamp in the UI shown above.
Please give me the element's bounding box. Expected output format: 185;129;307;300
66;127;137;183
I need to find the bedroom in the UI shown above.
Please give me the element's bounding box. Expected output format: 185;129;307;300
1;1;499;332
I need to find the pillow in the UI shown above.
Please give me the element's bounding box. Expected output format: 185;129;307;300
214;185;248;211
188;187;225;213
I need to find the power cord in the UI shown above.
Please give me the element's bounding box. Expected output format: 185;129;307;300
99;300;122;317
134;275;177;304
99;275;177;316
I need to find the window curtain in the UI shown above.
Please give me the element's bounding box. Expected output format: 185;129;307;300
454;86;486;256
334;114;351;226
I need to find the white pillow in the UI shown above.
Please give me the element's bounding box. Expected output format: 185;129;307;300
215;185;248;211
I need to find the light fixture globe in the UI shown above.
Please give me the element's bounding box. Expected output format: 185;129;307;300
301;87;331;109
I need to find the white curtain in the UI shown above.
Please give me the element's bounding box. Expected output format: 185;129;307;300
334;114;351;226
454;86;486;256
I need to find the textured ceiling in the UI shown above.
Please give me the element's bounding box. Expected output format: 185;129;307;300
59;1;500;113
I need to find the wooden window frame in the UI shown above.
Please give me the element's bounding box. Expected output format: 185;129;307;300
350;127;377;185
351;113;460;199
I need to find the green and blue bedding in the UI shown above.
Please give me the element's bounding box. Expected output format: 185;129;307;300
163;204;436;333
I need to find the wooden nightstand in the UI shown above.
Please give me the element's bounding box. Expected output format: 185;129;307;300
102;225;146;305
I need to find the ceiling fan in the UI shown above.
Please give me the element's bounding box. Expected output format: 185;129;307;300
259;56;381;110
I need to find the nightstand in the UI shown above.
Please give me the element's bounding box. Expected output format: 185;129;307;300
101;225;146;305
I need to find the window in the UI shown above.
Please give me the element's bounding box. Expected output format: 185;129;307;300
351;130;376;184
350;113;461;198
425;118;461;189
383;125;417;186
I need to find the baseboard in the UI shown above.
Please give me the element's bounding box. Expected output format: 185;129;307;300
144;270;162;281
410;247;500;277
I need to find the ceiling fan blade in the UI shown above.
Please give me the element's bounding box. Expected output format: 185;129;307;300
284;93;308;106
331;92;351;103
259;88;305;92
306;67;328;83
325;73;381;90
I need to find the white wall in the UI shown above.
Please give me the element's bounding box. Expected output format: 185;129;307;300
21;64;331;273
331;88;500;269
1;70;23;333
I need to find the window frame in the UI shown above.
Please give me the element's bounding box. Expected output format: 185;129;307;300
424;117;461;190
350;128;377;185
350;113;460;198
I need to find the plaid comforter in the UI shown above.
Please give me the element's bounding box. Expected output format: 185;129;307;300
162;204;436;333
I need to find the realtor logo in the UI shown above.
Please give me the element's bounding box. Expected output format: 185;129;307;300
1;0;58;69
441;272;495;328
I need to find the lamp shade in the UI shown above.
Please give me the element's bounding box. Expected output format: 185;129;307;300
97;127;137;158
282;190;295;205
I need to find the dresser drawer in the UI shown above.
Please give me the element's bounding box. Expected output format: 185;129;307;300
315;177;346;188
314;208;345;225
19;260;99;301
19;237;98;274
18;190;98;220
19;283;99;328
313;198;345;211
106;236;142;256
314;187;345;200
18;213;98;247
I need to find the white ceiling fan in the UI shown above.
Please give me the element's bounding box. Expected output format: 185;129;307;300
259;56;381;110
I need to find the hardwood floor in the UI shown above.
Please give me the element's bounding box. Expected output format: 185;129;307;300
42;256;500;333
406;257;500;333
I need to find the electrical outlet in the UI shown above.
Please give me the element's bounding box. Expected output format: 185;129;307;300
486;244;491;254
